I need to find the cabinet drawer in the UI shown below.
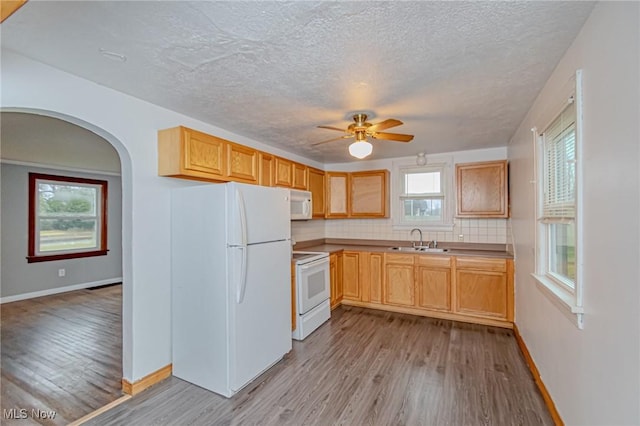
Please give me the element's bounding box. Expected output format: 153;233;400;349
416;255;451;268
456;257;506;272
385;253;415;265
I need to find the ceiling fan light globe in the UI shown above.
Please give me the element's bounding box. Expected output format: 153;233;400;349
349;140;373;159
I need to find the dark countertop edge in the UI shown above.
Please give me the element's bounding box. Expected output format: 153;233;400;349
293;238;513;259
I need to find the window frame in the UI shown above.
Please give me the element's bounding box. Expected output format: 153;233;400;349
27;173;108;263
392;156;454;230
532;70;584;329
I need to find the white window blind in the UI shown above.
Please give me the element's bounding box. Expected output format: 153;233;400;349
542;100;576;219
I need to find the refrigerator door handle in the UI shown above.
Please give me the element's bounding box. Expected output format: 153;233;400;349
237;246;248;304
236;188;248;246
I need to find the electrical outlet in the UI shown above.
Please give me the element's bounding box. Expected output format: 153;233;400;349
58;268;66;277
458;234;464;241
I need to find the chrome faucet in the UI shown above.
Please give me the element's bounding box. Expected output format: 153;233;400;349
410;228;423;248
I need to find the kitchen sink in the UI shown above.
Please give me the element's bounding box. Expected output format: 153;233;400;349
389;246;448;253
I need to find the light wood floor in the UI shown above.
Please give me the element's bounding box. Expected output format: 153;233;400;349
1;285;122;425
87;306;553;426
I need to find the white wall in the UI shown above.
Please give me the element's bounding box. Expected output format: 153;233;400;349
1;163;122;299
508;3;639;424
0;49;320;383
292;147;512;245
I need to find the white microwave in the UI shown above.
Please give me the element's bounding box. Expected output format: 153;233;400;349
290;189;312;220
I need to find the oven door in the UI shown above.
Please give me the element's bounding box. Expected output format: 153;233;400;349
297;257;330;314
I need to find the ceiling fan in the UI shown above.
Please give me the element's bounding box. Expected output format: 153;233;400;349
313;113;414;159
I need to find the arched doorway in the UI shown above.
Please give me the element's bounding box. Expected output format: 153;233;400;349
0;108;133;421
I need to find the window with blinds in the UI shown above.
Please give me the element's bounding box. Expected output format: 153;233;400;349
542;100;576;220
533;69;583;328
399;168;444;223
539;98;578;288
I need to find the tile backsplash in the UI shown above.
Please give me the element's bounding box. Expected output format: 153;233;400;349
292;218;512;245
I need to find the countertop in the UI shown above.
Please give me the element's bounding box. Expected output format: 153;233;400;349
294;239;513;259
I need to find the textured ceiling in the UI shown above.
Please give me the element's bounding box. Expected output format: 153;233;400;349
1;1;594;163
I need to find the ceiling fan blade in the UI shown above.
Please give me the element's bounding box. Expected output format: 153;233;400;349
311;135;354;146
317;125;348;132
367;119;403;132
371;132;414;142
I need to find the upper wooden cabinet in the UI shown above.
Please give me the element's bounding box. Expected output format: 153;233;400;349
226;142;259;184
325;169;390;219
350;170;390;218
307;168;325;218
456;160;508;218
292;163;308;190
259;152;275;187
326;172;350;218
159;127;392;218
274;157;294;187
158;126;227;181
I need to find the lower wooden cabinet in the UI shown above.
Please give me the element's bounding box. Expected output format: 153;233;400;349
336;250;514;328
329;253;343;309
416;256;452;312
454;257;513;321
383;254;415;307
342;251;360;301
356;252;384;304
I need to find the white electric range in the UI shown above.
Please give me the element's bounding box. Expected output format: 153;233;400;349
291;251;331;340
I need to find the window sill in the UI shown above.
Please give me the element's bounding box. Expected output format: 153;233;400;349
27;249;109;263
531;273;584;329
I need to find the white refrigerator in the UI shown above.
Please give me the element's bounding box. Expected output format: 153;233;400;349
171;182;292;397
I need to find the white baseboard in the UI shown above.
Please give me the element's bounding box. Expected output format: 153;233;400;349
0;278;123;304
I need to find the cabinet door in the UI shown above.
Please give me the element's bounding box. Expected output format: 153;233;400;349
417;267;451;311
416;255;452;311
292;163;308;190
369;253;384;304
342;252;360;300
454;257;509;320
329;253;341;309
307;168;325;218
274;157;293;187
183;129;226;177
456;160;508;217
384;254;415;307
455;270;507;319
350;170;390;218
259;152;275;187
326;172;349;218
226;142;259;184
336;253;344;302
